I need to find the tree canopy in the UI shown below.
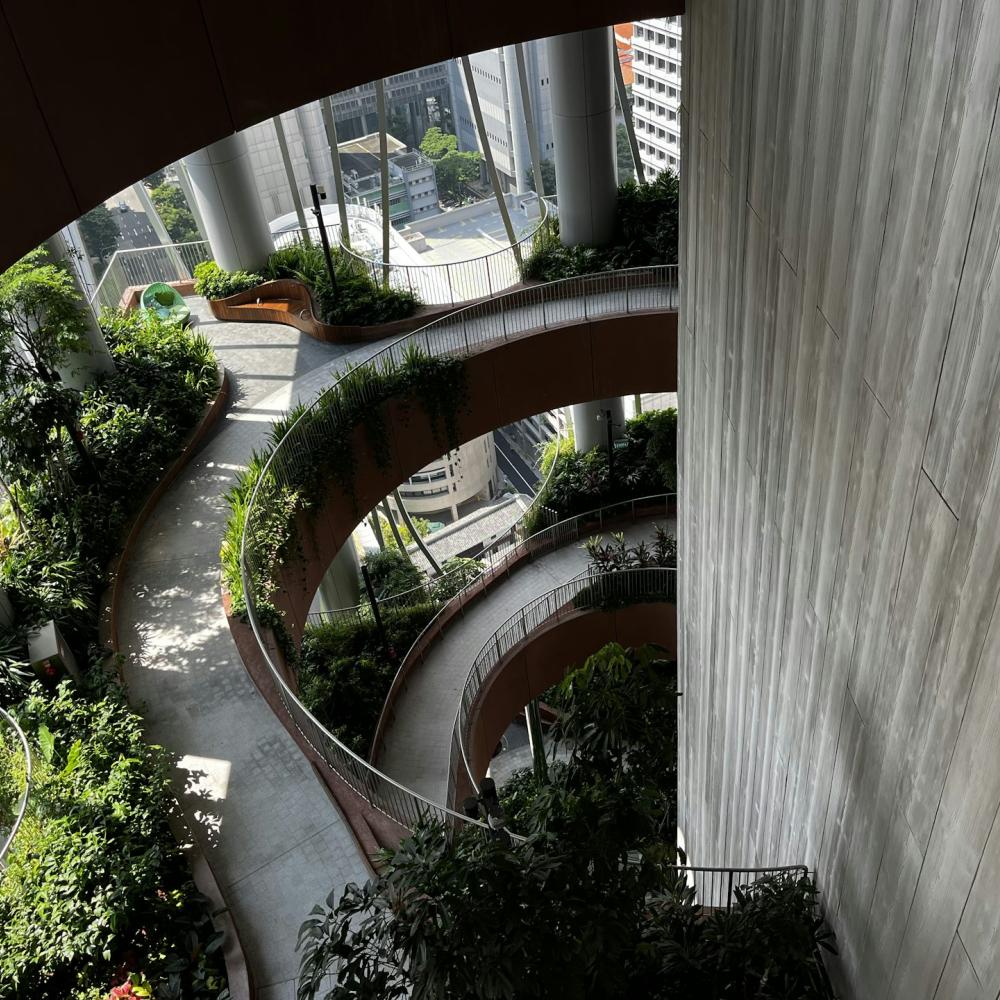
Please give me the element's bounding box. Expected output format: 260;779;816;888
77;205;120;267
148;183;200;244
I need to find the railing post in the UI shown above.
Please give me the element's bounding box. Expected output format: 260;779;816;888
727;870;734;912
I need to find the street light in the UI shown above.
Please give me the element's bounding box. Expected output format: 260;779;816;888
309;183;338;295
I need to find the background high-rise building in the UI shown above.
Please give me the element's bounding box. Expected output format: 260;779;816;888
451;42;555;195
631;16;682;178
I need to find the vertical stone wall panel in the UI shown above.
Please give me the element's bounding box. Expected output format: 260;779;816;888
681;1;1000;994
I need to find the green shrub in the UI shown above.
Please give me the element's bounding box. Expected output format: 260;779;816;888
298;602;437;756
364;547;422;598
0;681;229;1000
432;556;484;602
524;407;677;535
192;260;263;300
522;172;679;282
265;240;420;327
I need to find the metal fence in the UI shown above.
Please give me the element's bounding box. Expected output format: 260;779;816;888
90;240;212;312
275;198;549;306
453;566;678;797
0;707;31;872
372;493;676;761
667;865;812;911
239;267;679;834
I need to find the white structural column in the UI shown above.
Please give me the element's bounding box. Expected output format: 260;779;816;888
547;28;618;246
514;43;546;198
183;133;273;272
44;231;114;387
272;115;310;237
314;541;361;612
571;397;625;454
319;97;352;249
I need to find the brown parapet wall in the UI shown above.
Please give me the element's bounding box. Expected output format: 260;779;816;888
264;310;679;652
206;278;461;344
457;601;678;806
224;596;408;858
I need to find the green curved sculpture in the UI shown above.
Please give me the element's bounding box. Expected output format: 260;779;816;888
141;282;191;326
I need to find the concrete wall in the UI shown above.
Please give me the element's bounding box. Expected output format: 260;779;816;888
680;3;1000;998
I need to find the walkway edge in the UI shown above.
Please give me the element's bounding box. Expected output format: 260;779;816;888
101;362;230;653
97;362;256;1000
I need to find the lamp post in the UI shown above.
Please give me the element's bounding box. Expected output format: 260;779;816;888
310;183;338;295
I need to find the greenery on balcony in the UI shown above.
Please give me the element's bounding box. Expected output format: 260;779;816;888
523;407;677;535
221;347;468;622
298;643;836;1000
193;237;421;328
522;171;679;282
0;249;228;998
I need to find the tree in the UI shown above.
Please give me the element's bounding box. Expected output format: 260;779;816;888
616;123;635;181
148;183;200;244
0;248;97;481
77;205;120;267
433;150;480;203
526;158;557;197
143;167;167;187
418;126;458;160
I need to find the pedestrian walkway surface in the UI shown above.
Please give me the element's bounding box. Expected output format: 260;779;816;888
115;281;677;996
117;299;386;999
376;520;667;805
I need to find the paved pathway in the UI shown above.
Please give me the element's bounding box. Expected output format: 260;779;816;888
118;299;388;999
116;282;676;995
376;520;667;805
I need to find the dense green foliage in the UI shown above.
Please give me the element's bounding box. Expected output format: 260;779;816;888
526;159;557;198
221;347;467;620
363;547;422;598
298;603;437;757
522;172;678;281
524;408;677;534
298;644;834;999
616;123;635;182
1;273;218;651
149;183;201;244
0;680;230;1000
419;127;480;204
0;250;228;998
264;241;419;327
78;205;121;266
192;260;263;300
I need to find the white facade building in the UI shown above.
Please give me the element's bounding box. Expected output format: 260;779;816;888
631;16;682;178
451;41;555;195
396;434;499;523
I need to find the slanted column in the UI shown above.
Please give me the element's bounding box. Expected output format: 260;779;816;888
45;231;114;387
547;28;618;246
183;133;273;272
571;397;625;454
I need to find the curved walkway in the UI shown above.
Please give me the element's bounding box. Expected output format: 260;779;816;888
117;298;392;999
376;520;669;805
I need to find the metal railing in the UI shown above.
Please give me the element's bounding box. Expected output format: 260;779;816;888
90;240;212;311
0;707;31;872
375;492;676;758
239;266;679;834
667;865;811;911
453;566;677;797
276;198;549;306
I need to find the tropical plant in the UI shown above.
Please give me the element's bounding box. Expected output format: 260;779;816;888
192;260;263;300
363;547;422;598
0;680;230;1000
431;556;484;602
522;171;679;281
297;602;437;756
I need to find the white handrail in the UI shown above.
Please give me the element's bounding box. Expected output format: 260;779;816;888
0;707;31;871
